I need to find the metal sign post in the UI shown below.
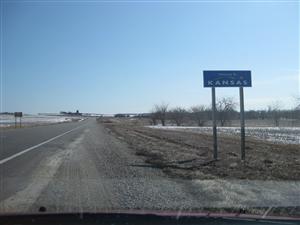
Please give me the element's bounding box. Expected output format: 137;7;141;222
14;112;23;128
211;87;218;160
239;87;245;160
203;71;251;161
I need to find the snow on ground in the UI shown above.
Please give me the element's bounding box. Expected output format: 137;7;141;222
147;125;300;145
0;114;81;127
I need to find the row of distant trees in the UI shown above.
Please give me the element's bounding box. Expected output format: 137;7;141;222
149;97;300;127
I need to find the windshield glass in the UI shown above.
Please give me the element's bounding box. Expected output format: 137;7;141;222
0;0;299;219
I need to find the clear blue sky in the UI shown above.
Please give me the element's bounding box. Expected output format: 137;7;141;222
1;0;299;114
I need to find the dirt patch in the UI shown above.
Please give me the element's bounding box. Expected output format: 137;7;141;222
99;118;300;181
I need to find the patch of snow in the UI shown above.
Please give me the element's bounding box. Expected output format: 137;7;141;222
0;114;79;127
147;126;300;145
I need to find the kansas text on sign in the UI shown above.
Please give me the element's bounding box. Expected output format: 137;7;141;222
203;70;252;87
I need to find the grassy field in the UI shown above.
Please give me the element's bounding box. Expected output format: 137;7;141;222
99;118;300;181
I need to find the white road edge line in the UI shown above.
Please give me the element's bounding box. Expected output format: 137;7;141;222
0;124;86;165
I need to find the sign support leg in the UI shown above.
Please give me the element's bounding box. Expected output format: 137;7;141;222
239;87;245;160
212;87;218;160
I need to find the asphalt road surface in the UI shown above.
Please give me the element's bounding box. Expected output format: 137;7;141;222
0;119;299;213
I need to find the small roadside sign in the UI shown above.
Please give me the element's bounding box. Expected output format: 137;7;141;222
14;112;23;128
14;112;23;117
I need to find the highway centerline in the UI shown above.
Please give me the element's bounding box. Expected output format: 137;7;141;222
0;123;86;165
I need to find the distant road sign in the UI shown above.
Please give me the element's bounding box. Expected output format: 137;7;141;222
14;112;23;117
203;70;252;87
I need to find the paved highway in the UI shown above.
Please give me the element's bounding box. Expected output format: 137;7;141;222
0;119;299;213
0;119;200;213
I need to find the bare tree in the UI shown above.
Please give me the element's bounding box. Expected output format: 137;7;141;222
169;107;187;126
149;108;159;125
190;105;208;126
295;97;300;120
288;96;300;120
154;103;169;126
295;96;300;110
267;101;283;127
216;97;237;126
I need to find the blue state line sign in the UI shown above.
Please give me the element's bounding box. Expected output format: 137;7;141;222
203;70;252;88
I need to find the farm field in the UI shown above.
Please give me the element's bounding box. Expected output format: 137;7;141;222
148;126;300;145
0;114;83;128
